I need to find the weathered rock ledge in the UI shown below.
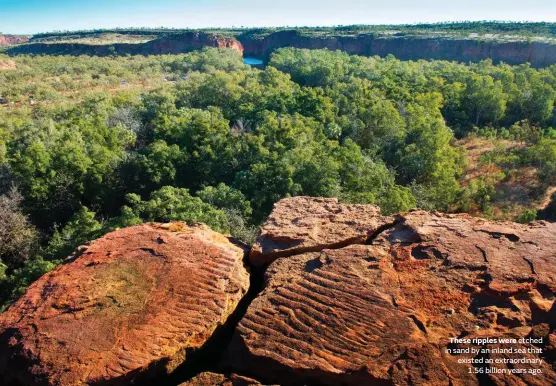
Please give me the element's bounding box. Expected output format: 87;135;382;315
227;198;556;385
239;30;556;68
249;197;394;266
0;197;555;385
0;35;29;47
7;32;243;57
0;223;249;385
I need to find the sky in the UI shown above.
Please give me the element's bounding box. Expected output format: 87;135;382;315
2;0;556;35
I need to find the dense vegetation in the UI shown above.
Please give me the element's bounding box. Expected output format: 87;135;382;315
1;47;556;310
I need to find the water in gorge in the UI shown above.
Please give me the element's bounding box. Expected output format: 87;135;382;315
243;57;264;66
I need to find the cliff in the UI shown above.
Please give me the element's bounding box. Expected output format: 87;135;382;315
9;29;556;68
0;197;555;385
239;30;556;68
0;35;29;46
7;32;243;56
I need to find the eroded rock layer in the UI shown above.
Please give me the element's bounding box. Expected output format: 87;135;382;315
181;372;266;385
0;35;29;46
249;196;393;266
229;200;556;385
0;223;249;385
8;32;243;57
239;30;556;68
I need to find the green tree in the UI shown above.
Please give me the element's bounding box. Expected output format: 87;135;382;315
197;183;252;219
45;206;103;260
0;188;39;269
124;186;229;233
465;74;507;126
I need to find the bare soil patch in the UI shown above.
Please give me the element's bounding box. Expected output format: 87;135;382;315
0;60;16;70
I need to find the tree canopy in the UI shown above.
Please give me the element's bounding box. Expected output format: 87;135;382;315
1;47;556;310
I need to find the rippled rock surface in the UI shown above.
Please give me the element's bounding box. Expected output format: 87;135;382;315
229;199;556;385
0;223;249;385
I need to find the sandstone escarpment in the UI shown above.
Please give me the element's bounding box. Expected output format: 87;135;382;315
0;35;29;46
227;198;556;385
7;32;243;57
0;223;249;385
144;32;243;55
239;30;556;68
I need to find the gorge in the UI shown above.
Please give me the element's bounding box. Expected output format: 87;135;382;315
6;29;556;68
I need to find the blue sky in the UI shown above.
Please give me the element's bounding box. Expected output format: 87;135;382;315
2;0;556;35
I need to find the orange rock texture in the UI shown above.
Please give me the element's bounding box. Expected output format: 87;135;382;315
0;223;249;385
0;35;29;46
1;197;555;385
8;32;243;57
180;372;266;385
250;196;393;266
228;199;556;385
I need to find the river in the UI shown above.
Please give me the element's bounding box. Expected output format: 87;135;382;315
243;57;264;66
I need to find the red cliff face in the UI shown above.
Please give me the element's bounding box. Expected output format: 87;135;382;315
146;32;244;55
7;32;243;57
0;35;29;46
239;30;556;68
215;37;244;55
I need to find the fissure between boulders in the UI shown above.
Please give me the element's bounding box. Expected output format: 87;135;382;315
168;220;404;384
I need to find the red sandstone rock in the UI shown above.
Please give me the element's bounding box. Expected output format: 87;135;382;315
147;32;244;56
0;35;29;46
239;30;556;68
0;223;249;385
249;196;393;266
228;200;556;385
181;372;266;385
8;32;243;57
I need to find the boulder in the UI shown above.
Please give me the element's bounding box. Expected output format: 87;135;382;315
228;200;556;385
180;372;265;385
0;223;249;385
249;196;394;266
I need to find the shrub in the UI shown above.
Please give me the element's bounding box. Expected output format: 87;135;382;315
0;188;39;269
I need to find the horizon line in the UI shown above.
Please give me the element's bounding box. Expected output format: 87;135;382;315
5;19;556;37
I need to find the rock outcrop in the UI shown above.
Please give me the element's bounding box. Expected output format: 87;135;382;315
9;29;556;67
0;223;249;385
249;197;393;266
239;30;556;68
0;35;29;46
7;32;243;57
180;372;266;385
227;198;556;385
1;197;555;385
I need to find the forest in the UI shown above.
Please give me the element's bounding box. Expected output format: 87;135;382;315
29;21;556;42
1;47;556;310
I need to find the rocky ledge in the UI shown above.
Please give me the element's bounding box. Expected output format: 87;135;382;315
0;223;249;385
239;30;556;68
7;32;243;57
228;199;556;385
0;35;29;46
0;197;555;385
